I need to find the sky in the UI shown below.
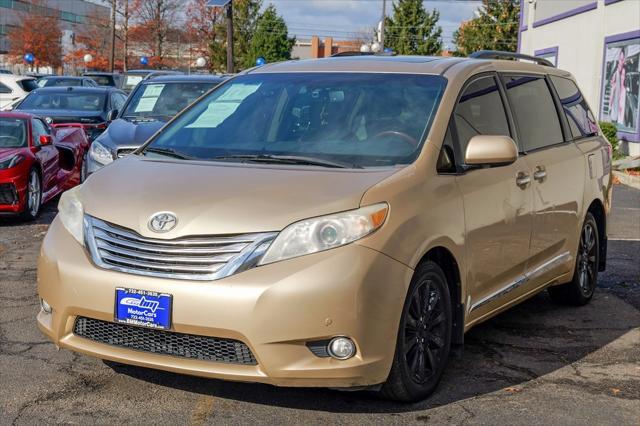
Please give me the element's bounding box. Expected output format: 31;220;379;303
266;0;481;49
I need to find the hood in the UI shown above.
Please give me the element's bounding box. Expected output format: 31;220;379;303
81;155;397;238
17;109;104;124
0;147;28;161
98;118;165;149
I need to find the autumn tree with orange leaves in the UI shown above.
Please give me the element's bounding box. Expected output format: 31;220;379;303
129;0;181;67
8;6;62;70
185;0;224;71
64;9;114;71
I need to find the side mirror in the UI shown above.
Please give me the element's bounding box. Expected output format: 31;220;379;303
464;135;518;167
39;135;53;146
107;109;118;122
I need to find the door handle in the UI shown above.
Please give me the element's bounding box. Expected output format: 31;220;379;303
533;166;547;182
516;172;531;188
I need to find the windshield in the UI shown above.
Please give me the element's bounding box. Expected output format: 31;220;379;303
0;118;27;148
123;82;218;119
124;75;144;91
142;73;446;168
19;92;106;112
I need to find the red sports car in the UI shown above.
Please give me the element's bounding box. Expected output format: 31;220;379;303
0;111;89;219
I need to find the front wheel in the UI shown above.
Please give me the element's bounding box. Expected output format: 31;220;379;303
548;212;599;306
21;168;42;221
381;261;452;402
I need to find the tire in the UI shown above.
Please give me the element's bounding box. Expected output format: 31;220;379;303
21;168;42;221
381;261;452;402
548;212;599;306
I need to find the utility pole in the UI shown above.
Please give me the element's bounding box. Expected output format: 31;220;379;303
380;0;387;50
226;1;234;73
109;0;116;72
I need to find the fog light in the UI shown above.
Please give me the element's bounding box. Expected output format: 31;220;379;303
40;298;52;313
328;337;356;360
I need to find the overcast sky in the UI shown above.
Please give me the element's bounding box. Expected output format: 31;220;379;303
266;0;481;49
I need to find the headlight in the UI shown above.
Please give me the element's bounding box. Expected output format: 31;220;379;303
0;154;24;169
89;141;113;166
58;187;84;246
259;203;388;265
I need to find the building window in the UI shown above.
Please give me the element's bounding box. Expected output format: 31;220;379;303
601;32;640;139
534;47;559;67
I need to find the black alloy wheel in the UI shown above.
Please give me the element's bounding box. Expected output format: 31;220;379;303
548;212;599;306
382;261;452;402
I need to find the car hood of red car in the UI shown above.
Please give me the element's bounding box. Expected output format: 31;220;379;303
0;147;28;161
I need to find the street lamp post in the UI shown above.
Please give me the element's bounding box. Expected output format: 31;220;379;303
207;0;234;73
83;54;93;74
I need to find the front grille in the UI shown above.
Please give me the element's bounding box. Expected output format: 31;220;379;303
74;317;257;365
0;183;17;205
116;148;136;158
85;216;276;281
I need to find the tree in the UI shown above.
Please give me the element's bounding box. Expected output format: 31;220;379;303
7;5;62;70
185;0;225;72
210;0;262;72
129;0;181;66
64;9;113;71
384;0;442;55
453;0;519;56
247;5;294;67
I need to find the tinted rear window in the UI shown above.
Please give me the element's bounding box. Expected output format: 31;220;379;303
87;75;114;86
19;92;106;112
550;76;598;139
503;75;564;151
17;79;39;92
43;78;83;87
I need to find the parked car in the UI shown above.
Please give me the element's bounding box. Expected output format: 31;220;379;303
122;69;181;93
0;75;39;109
87;74;226;174
0;111;89;219
37;53;612;402
37;76;98;88
14;86;128;141
0;69;12;74
83;72;124;89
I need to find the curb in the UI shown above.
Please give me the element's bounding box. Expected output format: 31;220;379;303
613;171;640;190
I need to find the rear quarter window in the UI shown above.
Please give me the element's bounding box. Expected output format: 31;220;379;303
550;76;599;139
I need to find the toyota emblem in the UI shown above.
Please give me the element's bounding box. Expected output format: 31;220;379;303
148;212;178;233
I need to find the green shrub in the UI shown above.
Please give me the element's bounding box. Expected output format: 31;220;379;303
599;121;622;159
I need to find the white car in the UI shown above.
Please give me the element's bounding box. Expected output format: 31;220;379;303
0;75;38;110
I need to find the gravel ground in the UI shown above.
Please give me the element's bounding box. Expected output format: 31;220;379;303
0;185;638;425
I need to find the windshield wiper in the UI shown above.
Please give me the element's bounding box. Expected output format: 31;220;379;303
142;146;192;160
211;154;360;169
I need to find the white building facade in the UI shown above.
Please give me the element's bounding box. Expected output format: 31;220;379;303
519;0;640;155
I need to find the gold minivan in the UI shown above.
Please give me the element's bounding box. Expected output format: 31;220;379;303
37;52;612;402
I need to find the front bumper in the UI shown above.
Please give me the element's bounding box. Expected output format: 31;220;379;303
0;167;28;214
37;217;413;387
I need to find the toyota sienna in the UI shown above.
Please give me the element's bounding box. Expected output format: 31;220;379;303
37;52;612;402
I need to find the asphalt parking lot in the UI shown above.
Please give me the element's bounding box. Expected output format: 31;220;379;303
1;185;638;425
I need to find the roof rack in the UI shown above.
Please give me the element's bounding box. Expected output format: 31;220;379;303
330;51;395;57
469;50;555;68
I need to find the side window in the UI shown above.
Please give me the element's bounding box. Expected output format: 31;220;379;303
31;119;49;145
453;76;511;156
0;82;12;94
502;75;564;151
550;76;599;139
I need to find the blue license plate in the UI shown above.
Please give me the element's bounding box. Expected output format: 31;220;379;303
115;288;172;330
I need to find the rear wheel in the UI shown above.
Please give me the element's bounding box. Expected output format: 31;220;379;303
548;212;599;306
21;169;41;221
381;261;452;402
